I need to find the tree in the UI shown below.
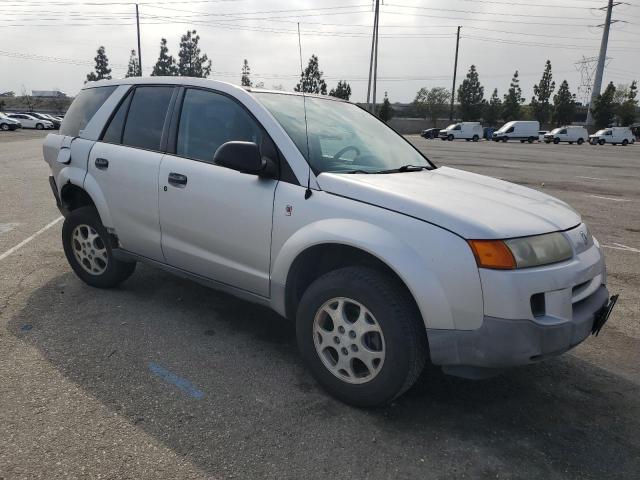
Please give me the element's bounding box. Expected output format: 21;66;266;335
457;65;484;121
294;54;327;95
178;30;212;78
240;59;252;87
590;82;617;129
125;50;141;77
502;71;524;121
151;38;178;76
86;46;112;82
377;92;394;122
552;80;576;127
531;60;555;124
414;87;450;127
617;80;637;126
329;80;352;100
484;88;502;126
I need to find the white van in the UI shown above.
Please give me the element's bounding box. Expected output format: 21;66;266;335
439;122;483;142
589;127;635;146
544;126;588;145
492;121;540;143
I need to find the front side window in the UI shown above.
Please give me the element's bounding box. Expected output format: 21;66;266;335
60;86;116;137
122;86;174;151
176;88;262;163
506;127;514;133
559;129;567;134
254;93;430;174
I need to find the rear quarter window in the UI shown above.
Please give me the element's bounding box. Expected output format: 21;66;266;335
60;86;117;137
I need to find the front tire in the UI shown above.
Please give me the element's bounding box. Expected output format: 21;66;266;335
447;134;454;141
598;139;606;145
62;206;136;288
36;123;44;130
296;267;427;407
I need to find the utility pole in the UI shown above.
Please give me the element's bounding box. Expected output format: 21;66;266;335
371;0;380;115
450;26;461;121
586;0;616;127
136;3;142;76
366;0;380;113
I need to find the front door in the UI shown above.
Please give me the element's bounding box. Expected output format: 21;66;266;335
158;88;277;297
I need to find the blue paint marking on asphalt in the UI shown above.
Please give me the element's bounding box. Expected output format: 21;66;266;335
148;362;205;399
21;324;33;331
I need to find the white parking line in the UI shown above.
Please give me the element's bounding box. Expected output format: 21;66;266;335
578;176;608;181
602;243;640;254
0;216;63;262
588;194;630;202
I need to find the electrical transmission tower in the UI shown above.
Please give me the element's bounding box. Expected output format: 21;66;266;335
575;56;599;106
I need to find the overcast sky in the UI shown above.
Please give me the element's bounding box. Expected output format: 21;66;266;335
1;0;639;103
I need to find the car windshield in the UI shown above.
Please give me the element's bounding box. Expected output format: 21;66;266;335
445;124;457;130
254;92;431;174
496;123;512;133
550;128;561;134
595;129;607;135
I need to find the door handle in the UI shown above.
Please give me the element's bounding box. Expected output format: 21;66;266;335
168;172;188;187
95;157;109;170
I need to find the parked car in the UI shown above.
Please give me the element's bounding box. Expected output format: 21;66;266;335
0;112;21;131
589;127;635;146
21;112;61;129
439;122;483;141
420;128;440;139
43;78;616;407
544;126;588;145
8;113;53;129
538;130;548;142
492;121;540;143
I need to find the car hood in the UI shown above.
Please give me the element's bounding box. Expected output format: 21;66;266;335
317;166;581;239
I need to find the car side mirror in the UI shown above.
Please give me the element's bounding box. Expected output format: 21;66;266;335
213;141;268;175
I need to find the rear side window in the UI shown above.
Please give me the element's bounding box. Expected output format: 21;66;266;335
60;86;116;137
176;88;262;163
102;90;133;144
122;86;174;151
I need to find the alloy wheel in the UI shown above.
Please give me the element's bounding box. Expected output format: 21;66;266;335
313;297;385;384
71;224;108;275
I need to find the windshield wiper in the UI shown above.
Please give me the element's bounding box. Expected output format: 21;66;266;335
376;165;431;174
342;169;371;174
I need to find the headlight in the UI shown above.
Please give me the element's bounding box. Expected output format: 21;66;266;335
469;232;573;270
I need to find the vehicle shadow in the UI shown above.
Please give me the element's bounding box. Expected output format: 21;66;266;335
9;265;640;479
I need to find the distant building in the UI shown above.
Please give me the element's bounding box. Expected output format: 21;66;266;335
32;90;67;98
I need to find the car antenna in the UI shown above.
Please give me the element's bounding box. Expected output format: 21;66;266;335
298;22;313;200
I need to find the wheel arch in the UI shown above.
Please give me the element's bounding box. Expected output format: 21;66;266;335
282;243;421;325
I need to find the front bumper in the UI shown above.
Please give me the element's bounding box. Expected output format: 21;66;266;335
427;285;609;373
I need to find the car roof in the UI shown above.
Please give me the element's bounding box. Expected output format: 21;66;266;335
85;76;348;103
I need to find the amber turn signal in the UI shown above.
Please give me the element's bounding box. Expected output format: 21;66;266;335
468;240;516;270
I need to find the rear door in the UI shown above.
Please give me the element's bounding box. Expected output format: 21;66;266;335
158;87;278;296
87;85;176;261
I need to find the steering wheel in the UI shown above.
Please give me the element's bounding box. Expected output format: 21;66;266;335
332;145;360;161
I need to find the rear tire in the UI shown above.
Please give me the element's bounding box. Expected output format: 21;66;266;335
622;139;629;146
577;138;584;145
62;206;136;288
472;135;479;142
528;137;534;143
296;267;427;407
0;123;9;131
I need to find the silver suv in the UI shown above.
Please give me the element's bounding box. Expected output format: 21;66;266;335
44;77;614;406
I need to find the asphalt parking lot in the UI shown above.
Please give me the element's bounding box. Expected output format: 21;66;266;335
1;130;639;479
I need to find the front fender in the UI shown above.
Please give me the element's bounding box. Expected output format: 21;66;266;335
269;191;484;331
